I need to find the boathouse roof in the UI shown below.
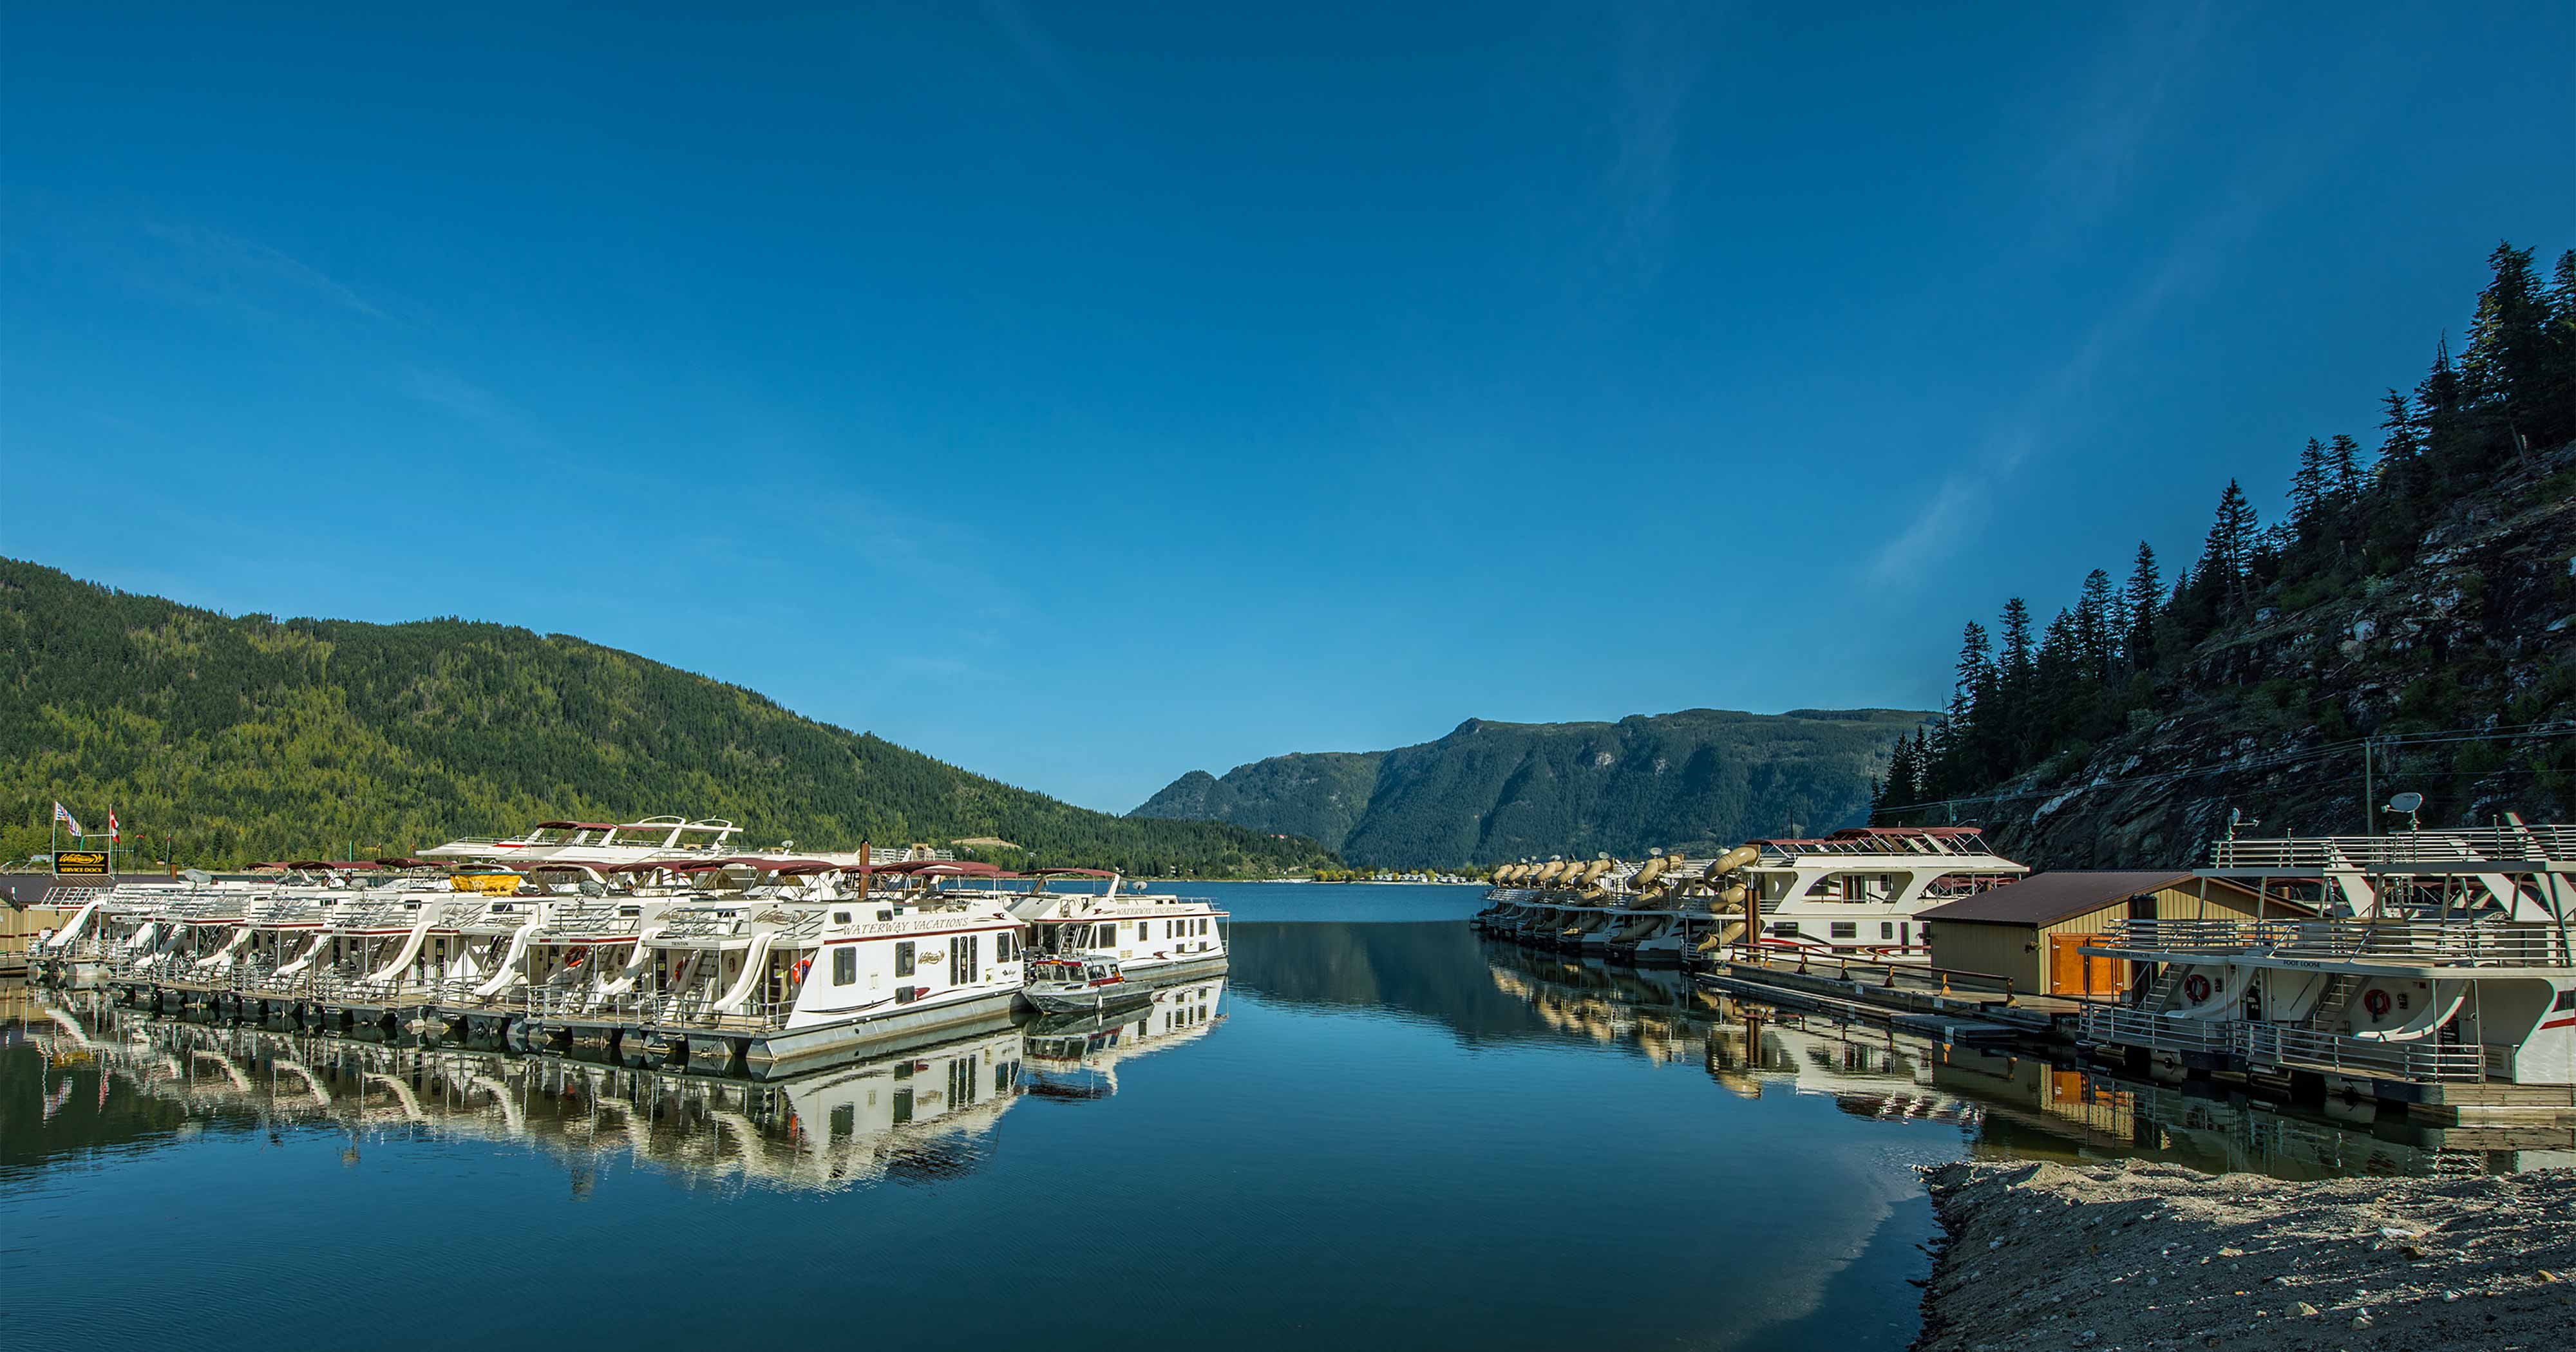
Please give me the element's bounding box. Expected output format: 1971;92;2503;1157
1916;870;2273;926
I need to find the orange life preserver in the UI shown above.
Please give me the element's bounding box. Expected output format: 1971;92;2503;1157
2182;973;2211;1004
2362;988;2391;1019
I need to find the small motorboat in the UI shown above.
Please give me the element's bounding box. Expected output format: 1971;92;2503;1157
1023;955;1154;1017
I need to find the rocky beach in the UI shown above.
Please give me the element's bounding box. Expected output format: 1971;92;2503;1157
1915;1160;2576;1351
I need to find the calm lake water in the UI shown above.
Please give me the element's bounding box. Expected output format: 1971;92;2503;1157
2;884;2542;1351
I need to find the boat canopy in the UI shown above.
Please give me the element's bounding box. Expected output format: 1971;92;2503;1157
1034;867;1118;878
533;820;622;831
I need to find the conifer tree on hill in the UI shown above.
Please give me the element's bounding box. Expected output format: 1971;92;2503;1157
2121;541;2161;671
1873;238;2571;832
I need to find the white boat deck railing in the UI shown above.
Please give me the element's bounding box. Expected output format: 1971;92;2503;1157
2078;1005;2234;1053
2232;1022;2488;1083
655;909;763;941
2098;917;2569;966
2207;826;2576;871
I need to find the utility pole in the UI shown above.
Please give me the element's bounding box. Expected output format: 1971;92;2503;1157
2362;737;2376;836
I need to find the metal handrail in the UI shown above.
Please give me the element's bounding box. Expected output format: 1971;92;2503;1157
2079;1005;2233;1052
2208;825;2576;870
2099;917;2566;966
2232;1022;2487;1082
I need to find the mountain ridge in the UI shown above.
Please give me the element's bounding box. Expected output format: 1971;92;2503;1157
1132;706;1929;867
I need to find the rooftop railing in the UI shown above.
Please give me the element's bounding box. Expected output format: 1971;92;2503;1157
2096;917;2570;966
2207;825;2576;870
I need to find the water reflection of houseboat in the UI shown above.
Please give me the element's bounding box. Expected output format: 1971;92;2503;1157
10;988;1035;1194
1023;978;1226;1100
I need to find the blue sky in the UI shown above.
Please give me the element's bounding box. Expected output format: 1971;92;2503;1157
6;3;2570;812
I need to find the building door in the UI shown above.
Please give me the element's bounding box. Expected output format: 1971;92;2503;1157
2048;934;2125;997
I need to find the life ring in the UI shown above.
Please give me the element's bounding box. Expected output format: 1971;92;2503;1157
2362;988;2391;1019
2182;973;2211;1003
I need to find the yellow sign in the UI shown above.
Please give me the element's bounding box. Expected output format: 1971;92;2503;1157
53;850;109;876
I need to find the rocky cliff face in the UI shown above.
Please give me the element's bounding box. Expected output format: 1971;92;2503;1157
1133;708;1928;867
1965;441;2576;868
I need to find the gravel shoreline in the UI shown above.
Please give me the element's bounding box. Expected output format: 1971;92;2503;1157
1913;1160;2576;1351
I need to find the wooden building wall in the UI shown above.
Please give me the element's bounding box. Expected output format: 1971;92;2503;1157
1925;881;2286;998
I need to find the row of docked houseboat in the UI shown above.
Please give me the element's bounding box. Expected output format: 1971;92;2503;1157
1470;825;2028;966
1476;814;2576;1122
30;817;1227;1078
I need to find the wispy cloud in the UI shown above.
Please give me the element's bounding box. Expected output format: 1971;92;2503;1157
139;222;387;321
397;364;549;447
1869;5;2275;583
1868;190;2269;582
2033;3;2221;234
1593;3;1716;289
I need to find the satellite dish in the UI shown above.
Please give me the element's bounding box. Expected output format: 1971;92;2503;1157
2385;792;2423;814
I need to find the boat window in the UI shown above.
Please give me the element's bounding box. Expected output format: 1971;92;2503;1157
1830;922;1857;939
996;931;1016;963
1881;923;1895;939
833;946;856;986
895;941;914;977
1768;921;1800;937
877;910;892;922
833;911;851;924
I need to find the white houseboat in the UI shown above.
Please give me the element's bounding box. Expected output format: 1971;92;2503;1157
1007;869;1227;983
2078;813;2576;1123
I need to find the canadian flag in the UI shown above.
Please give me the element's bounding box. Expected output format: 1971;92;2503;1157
108;809;120;841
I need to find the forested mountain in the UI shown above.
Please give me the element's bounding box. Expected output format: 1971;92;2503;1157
1874;241;2576;866
0;561;1336;876
1133;708;1928;867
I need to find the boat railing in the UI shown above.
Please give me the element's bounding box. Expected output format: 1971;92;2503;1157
2207;825;2576;870
2098;917;2568;966
655;908;761;941
2078;1005;2234;1053
532;903;650;940
2231;1022;2487;1082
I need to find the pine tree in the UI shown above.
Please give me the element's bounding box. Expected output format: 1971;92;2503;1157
1998;598;2035;689
2290;437;2327;529
2544;249;2576;444
2074;568;2117;682
1945;622;1993;786
2378;390;2420;461
2196;479;2258;614
2326;434;2365;498
2121;541;2161;669
2461;241;2548;420
2416;335;2463;452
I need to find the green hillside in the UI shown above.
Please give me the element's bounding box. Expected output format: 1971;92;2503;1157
1132;708;1929;868
0;559;1337;876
